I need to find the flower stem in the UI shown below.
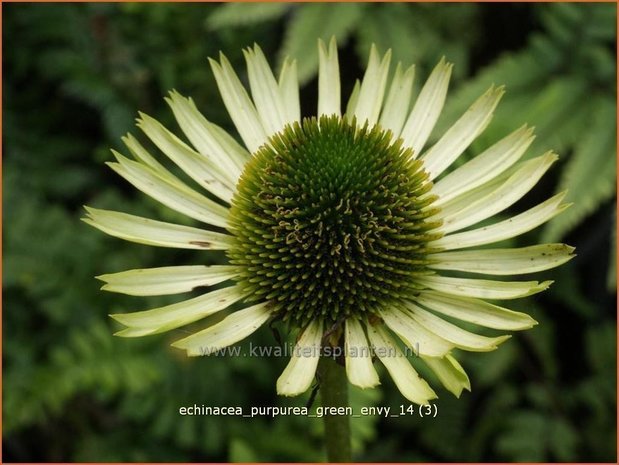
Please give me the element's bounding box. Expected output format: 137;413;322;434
318;356;352;463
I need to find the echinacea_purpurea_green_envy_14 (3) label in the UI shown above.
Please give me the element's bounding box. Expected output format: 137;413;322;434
83;38;575;405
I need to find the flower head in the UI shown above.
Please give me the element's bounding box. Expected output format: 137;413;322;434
84;39;574;404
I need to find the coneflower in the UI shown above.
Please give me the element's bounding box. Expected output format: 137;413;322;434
84;39;573;408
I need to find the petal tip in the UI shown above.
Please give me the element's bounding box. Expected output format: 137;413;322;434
109;313;125;323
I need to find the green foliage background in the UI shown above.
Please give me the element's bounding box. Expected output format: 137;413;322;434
3;3;616;462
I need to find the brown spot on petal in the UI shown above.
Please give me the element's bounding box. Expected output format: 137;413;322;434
189;241;212;248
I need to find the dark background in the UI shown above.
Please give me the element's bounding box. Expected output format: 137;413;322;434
3;2;617;462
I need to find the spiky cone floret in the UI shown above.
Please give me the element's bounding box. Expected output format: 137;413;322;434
84;38;574;404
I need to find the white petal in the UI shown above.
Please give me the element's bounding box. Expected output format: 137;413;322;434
345;319;380;389
277;320;323;396
379;63;415;137
137;113;235;202
428;244;575;275
399;58;452;157
82;207;231;250
209;53;268;153
404;302;511;352
171;302;271;356
352;45;391;126
430;125;534;205
366;324;437;405
379;307;453;357
108;152;229;228
416;290;538;330
318;37;341;117
97;265;238;296
423;355;470;397
111;285;246;337
439;152;558;233
244;44;289;135
432;192;570;250
421;86;504;180
278;57;301;123
165;91;247;178
416;275;553;300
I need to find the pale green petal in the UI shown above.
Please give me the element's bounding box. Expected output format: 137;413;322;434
209;123;253;171
430;139;554;226
244;44;289;135
278;57;301;123
379;307;453;357
352;45;391;126
171;302;271;356
399;58;452;157
277;320;323;396
137;113;235;202
97;265;238;296
421;86;504;180
423;355;470;397
379;63;415;137
209;53;268;153
345;319;380;389
366;324;437;405
416;275;552;300
122;133;187;189
165;91;247;177
108;152;229;228
428;244;575;275
431;125;534;205
82;207;231;250
405;302;511;352
111;285;246;337
433;192;570;250
416;290;537;330
440;152;557;234
430;167;508;221
318;37;341;117
344;79;361;119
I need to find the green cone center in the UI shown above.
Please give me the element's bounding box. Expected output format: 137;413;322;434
227;115;442;326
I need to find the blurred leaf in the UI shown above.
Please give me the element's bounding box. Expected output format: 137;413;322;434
206;3;288;30
585;323;617;375
229;438;259;462
349;385;381;453
549;417;579;461
523;309;559;380
497;409;580;461
466;385;520;460
607;212;616;291
417;394;469;460
279;3;366;84
496;410;546;460
354;4;420;66
464;341;518;388
355;4;478;80
549;265;597;318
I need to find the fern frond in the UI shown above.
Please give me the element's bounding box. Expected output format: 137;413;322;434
542;97;616;242
4;320;160;433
